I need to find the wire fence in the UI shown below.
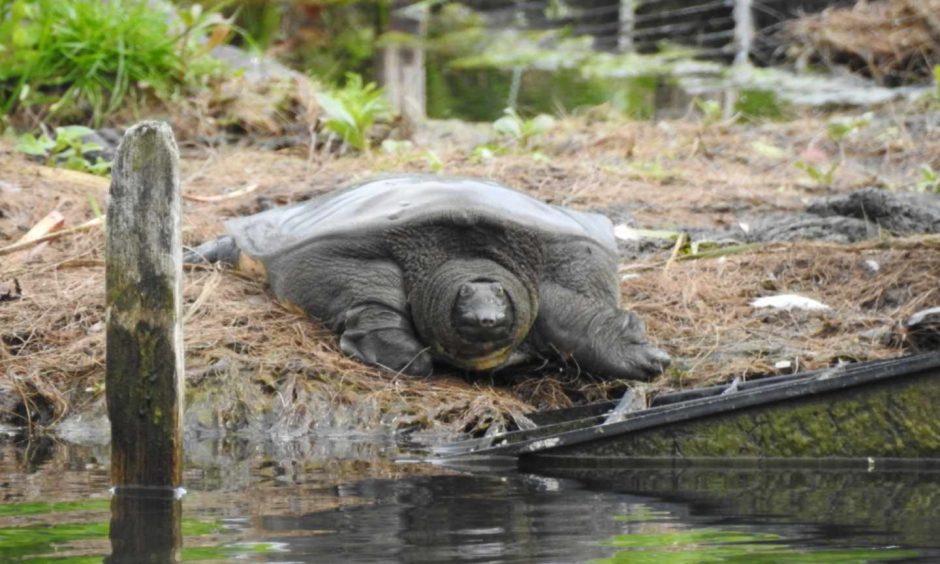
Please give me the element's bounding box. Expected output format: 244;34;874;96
459;0;857;64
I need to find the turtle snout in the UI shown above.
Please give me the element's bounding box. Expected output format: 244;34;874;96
456;310;512;342
477;311;506;328
452;281;514;341
457;307;509;333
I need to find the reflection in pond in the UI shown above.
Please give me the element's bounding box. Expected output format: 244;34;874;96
0;435;937;562
528;462;940;550
107;490;182;564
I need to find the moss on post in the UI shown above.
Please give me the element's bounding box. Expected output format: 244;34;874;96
106;121;183;489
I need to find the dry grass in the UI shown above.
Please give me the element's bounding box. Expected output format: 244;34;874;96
1;104;938;437
789;0;940;84
635;241;940;388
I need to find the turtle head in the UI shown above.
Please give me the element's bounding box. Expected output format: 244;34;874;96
411;259;538;371
452;280;514;342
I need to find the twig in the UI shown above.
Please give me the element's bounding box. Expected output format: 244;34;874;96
0;216;104;257
183;271;222;323
57;259;106;269
34;166;109;191
182;183;259;203
9;210;66;263
663;232;689;272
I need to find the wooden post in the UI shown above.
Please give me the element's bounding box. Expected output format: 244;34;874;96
733;0;754;67
618;0;636;53
380;1;427;123
105;121;184;491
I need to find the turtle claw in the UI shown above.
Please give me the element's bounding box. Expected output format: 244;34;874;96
340;325;433;377
632;345;671;379
398;350;434;378
582;340;670;381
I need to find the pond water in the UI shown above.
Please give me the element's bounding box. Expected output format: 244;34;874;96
2;433;938;562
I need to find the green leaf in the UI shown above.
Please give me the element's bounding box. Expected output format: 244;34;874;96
693;97;722;125
55;125;96;140
826;112;871;143
87;158;113;176
933;65;940;100
79;141;104;153
493;114;522;139
795;160;840;187
917;164;939;193
523;113;555;139
15;133;54;156
424;149;444;173
314;73;391;151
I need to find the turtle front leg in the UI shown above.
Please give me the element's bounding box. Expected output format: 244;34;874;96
271;252;433;376
532;282;670;380
339;304;433;377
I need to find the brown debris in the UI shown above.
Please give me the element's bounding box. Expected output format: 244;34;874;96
0;279;21;303
1;104;938;437
788;0;940;84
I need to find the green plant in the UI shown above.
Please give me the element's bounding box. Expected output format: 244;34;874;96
626;160;675;183
0;0;232;126
492;107;555;148
16;125;111;175
934;65;940;101
315;73;392;151
423;149;444;173
469;144;501;163
791;112;871;189
794;160;840;188
826;112;872;143
916;164;939;193
693;97;722;126
734;89;785;121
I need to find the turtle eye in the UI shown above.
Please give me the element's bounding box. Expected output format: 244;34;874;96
493;285;505;297
459;284;473;297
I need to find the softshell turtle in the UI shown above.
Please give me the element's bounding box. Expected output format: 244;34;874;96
187;175;670;378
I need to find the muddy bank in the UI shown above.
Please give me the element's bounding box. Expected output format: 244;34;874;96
704;188;940;244
1;107;939;440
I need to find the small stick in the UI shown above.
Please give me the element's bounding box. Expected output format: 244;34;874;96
663;232;689;272
9;210;65;263
0;216;104;257
182;183;258;203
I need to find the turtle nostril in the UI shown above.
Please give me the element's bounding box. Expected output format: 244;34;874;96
479;316;496;327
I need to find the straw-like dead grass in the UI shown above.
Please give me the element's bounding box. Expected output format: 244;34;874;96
1;105;938;437
789;0;940;84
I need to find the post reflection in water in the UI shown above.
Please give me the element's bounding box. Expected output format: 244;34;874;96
2;436;939;563
106;487;183;564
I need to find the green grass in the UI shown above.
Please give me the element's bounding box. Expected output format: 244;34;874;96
0;0;231;126
597;528;920;563
0;499;109;518
0;513;226;561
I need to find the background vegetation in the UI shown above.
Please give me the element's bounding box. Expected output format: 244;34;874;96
1;0;938;173
0;0;232;127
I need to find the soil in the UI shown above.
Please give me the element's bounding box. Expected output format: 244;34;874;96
1;102;939;440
